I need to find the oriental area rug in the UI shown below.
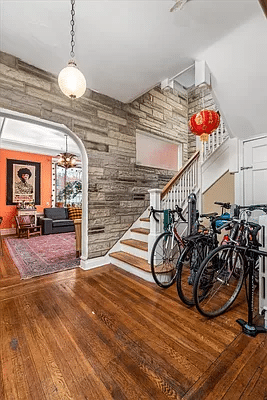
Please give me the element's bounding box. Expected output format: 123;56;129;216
4;232;80;279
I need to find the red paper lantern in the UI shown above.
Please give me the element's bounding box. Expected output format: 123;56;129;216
189;110;220;142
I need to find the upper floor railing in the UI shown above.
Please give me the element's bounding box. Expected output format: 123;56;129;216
202;118;228;162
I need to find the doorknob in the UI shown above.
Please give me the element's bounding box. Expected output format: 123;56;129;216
240;166;253;170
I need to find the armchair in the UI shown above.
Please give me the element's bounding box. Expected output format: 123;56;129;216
40;208;74;235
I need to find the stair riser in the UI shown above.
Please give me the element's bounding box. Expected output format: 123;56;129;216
130;232;148;243
120;243;148;260
108;256;154;283
140;220;150;229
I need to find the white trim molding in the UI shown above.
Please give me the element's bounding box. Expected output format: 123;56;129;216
0;108;89;261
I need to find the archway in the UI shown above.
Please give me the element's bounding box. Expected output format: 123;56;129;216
0;107;88;263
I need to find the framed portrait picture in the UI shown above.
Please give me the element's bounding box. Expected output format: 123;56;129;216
6;159;41;205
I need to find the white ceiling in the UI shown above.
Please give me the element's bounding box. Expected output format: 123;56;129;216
1;0;259;102
1;0;267;140
0;117;81;156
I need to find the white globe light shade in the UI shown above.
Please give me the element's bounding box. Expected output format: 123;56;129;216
58;61;86;99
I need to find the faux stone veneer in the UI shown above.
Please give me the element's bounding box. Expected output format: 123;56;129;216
0;51;189;258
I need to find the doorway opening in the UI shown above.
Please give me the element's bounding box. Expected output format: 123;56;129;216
0;108;88;280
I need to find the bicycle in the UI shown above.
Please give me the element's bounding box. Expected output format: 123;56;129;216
176;202;232;306
150;205;187;288
193;204;267;319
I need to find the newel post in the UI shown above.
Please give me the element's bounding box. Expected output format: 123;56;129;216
148;189;162;264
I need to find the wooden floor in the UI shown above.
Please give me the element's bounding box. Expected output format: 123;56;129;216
0;242;267;399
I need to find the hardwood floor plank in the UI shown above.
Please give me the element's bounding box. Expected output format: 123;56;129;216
1;299;34;400
41;285;132;400
75;277;204;380
0;268;83;301
204;334;266;400
111;268;240;340
15;293;72;400
97;272;225;357
0;254;264;400
62;278;195;396
0;301;18;400
181;333;264;400
0;240;20;280
111;267;246;336
81;274;211;373
221;336;267;400
243;355;267;399
50;280;187;399
19;292;113;400
240;366;264;399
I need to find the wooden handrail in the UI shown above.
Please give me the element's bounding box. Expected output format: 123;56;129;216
161;150;200;200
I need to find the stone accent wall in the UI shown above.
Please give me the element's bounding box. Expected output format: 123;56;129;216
187;86;217;158
0;51;189;258
133;86;188;163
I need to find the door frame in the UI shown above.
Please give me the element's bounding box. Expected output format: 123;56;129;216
0;107;89;262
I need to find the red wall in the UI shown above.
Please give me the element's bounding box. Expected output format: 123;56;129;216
0;149;52;229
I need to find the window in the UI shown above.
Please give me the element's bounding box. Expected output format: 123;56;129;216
55;165;82;207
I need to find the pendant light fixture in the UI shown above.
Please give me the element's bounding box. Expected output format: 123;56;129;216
58;0;86;99
58;135;77;169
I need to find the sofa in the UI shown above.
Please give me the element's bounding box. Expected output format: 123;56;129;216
40;207;75;235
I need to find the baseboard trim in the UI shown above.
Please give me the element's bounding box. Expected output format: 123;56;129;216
80;255;110;270
80;254;154;283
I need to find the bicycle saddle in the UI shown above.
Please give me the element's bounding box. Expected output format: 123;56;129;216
200;212;218;219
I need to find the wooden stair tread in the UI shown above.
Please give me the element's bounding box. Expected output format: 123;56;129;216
120;239;148;252
110;252;151;272
130;228;150;235
140;217;150;222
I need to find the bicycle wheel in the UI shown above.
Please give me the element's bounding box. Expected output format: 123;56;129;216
176;238;210;305
194;244;245;317
150;231;181;288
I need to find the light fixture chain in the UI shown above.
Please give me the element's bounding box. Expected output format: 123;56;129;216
58;0;86;99
70;0;75;58
65;134;68;153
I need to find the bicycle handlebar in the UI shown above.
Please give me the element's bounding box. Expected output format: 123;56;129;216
149;206;162;222
238;204;267;209
177;206;186;222
214;201;231;210
237;204;267;212
149;205;187;223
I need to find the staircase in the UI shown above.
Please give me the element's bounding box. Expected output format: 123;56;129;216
108;122;229;281
108;152;201;281
109;214;153;281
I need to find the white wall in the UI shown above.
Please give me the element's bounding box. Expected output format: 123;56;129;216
198;12;267;140
201;143;228;194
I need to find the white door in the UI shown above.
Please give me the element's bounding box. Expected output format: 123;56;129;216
243;138;267;318
243;137;267;206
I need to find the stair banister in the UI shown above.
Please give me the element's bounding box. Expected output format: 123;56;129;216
161;151;200;211
148;151;200;263
161;151;200;200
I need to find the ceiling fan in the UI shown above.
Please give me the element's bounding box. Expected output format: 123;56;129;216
171;0;267;16
170;0;190;12
259;0;267;18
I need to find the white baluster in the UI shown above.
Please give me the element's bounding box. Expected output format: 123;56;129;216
178;181;181;206
211;130;216;153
